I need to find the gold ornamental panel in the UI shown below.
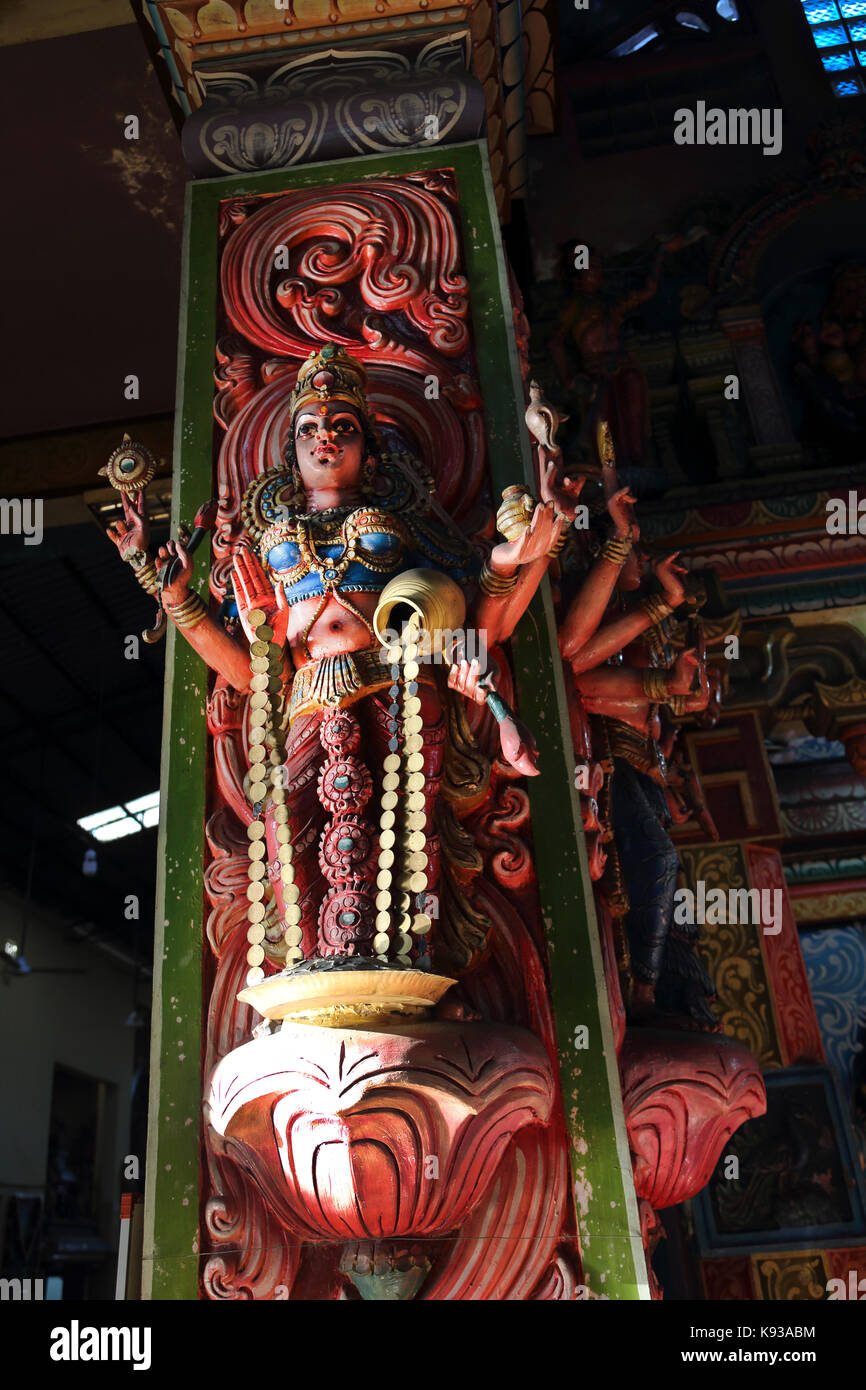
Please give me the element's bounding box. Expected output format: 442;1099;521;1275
751;1252;829;1301
679;843;783;1069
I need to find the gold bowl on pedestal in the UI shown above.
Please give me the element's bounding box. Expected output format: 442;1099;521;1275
238;965;455;1028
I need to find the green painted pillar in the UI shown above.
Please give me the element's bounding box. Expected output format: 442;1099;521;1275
143;142;648;1300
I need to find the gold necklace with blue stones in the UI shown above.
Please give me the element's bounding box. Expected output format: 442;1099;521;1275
296;511;358;592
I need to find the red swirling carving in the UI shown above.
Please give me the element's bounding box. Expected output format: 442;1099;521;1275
421;1127;579;1300
214;336;258;430
220;179;469;371
473;763;534;891
203;1145;301;1301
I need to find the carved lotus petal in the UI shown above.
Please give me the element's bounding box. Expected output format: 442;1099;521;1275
621;1031;766;1209
207;1021;554;1242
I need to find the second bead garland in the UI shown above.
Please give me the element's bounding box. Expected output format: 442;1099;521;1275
374;615;433;969
244;607;301;988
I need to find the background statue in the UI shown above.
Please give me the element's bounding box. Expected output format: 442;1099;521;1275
539;432;719;1028
548;235;695;476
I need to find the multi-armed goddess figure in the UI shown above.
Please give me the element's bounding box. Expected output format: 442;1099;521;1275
106;344;561;1020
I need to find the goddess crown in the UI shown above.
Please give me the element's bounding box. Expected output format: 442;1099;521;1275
288;343;371;425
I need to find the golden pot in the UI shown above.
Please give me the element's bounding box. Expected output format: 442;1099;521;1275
373;567;467;656
496;484;535;542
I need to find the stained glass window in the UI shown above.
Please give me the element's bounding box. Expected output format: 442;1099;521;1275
812;20;849;41
803;0;840;19
802;0;866;92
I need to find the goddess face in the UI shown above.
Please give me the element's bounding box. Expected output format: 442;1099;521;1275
293;399;366;492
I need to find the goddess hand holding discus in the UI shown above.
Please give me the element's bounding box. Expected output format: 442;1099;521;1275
105;345;560;1015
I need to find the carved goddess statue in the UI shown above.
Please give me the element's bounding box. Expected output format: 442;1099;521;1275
106;344;561;1020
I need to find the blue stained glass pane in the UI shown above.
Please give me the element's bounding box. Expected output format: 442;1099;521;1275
849;19;866;34
812;19;849;40
840;0;866;15
831;75;862;92
823;47;856;66
803;0;840;20
856;44;866;59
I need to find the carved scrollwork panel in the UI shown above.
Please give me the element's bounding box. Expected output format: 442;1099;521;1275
745;844;825;1066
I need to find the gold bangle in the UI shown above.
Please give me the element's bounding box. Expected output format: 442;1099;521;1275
125;551;160;596
601;536;632;566
135;561;160;596
640;594;674;627
167;591;208;629
667;694;688;717
641;669;669;702
547;526;568;558
479;559;518;596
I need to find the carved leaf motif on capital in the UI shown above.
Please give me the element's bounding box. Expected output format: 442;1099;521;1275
207;1023;555;1242
337;83;471;154
621;1033;766;1210
203;114;317;174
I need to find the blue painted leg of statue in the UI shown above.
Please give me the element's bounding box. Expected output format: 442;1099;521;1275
611;757;678;988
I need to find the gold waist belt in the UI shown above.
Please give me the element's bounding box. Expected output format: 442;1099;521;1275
606;718;666;784
289;646;436;724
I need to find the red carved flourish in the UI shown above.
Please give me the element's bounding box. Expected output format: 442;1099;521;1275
220;179;470;372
